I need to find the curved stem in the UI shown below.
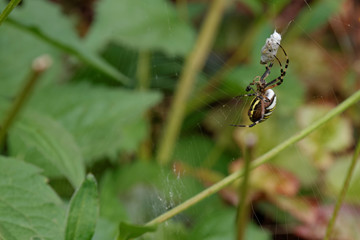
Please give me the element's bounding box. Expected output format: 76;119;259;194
324;138;360;240
156;0;228;165
147;89;360;225
0;0;21;26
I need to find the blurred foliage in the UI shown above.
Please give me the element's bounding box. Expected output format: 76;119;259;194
0;0;359;239
84;0;195;56
27;83;162;163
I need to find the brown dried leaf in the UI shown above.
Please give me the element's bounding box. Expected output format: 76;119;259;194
230;160;300;197
294;205;360;240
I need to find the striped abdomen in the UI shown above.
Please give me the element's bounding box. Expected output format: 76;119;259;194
248;89;277;123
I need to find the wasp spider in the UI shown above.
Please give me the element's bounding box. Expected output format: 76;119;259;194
231;44;289;128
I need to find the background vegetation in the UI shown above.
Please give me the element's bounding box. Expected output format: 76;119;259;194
0;0;359;239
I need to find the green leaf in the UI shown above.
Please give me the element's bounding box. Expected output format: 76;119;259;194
65;174;99;240
85;0;195;56
9;110;85;188
28;83;162;163
117;222;157;240
0;156;65;240
2;0;129;84
92;218;118;240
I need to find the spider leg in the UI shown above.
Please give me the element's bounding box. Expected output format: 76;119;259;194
258;94;270;102
232;93;256;100
265;44;289;90
246;84;256;92
246;76;261;92
246;62;273;92
264;56;284;89
259;62;273;85
230;116;264;128
230;122;258;128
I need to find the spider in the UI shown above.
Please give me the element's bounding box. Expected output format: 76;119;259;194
230;44;289;128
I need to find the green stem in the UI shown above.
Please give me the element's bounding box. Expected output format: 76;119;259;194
6;18;130;85
137;51;151;91
324;138;360;240
137;51;152;161
236;136;256;240
0;55;51;147
156;0;228;165
147;89;360;225
0;0;21;26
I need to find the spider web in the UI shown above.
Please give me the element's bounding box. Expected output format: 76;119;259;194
146;0;360;239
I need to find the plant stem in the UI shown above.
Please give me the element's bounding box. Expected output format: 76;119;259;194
6;18;130;85
324;138;360;240
137;51;152;161
156;0;228;165
0;0;21;26
236;135;256;240
146;89;360;225
137;51;151;91
0;55;52;147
